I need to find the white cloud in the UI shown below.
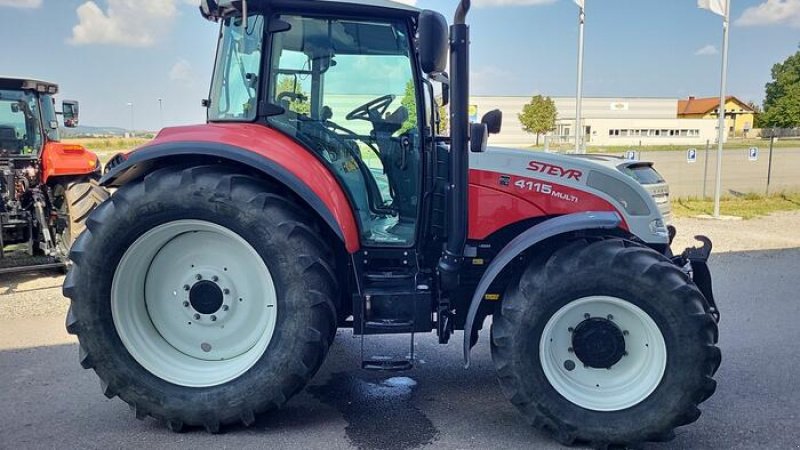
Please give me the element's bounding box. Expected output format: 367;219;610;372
169;59;193;83
694;44;719;56
473;0;556;6
69;0;191;47
0;0;41;7
736;0;800;28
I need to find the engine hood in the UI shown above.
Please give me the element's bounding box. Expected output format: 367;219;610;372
468;146;668;245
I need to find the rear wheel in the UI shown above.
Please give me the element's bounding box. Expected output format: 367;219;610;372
64;165;338;432
52;177;109;255
491;238;720;447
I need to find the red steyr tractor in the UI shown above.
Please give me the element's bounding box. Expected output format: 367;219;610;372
0;77;107;274
64;0;720;446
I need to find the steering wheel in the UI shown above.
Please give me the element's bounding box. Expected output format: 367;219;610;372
346;94;396;122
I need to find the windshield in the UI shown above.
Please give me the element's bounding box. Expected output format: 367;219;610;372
208;14;265;121
267;15;422;246
0;89;43;156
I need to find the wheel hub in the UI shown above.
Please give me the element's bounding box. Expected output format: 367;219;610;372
189;280;224;314
571;318;626;369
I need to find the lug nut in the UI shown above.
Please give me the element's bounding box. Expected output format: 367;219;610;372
607;314;614;320
568;327;574;333
623;330;629;336
584;313;591;319
222;305;229;311
212;275;219;282
210;315;217;322
182;301;189;307
223;288;230;295
568;347;574;353
183;284;190;291
195;274;202;280
193;314;201;320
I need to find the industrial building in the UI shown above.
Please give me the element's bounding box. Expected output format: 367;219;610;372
471;96;724;148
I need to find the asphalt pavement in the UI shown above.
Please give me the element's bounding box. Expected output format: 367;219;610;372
1;246;799;449
633;146;800;198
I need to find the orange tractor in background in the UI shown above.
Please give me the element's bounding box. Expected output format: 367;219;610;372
0;77;107;274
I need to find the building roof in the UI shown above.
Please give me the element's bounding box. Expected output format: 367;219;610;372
677;96;753;115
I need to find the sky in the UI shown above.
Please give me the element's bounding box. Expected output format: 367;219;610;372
1;0;798;131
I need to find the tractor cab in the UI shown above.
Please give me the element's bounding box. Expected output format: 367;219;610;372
0;78;80;159
204;1;442;248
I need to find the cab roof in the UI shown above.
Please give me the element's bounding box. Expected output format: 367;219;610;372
0;77;59;94
206;0;419;21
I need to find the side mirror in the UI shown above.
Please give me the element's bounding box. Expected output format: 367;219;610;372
10;103;20;113
481;109;502;135
62;100;80;128
470;122;488;153
199;0;219;21
418;10;448;74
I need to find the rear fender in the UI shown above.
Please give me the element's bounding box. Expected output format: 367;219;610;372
101;141;360;253
462;211;622;367
41;142;100;184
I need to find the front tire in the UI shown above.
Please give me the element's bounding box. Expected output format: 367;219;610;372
491;238;720;447
64;165;338;432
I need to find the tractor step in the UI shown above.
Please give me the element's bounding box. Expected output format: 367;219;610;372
361;358;413;371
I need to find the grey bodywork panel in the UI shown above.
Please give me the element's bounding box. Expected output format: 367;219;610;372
462;211;622;367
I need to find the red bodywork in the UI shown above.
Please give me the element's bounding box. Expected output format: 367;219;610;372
146;124;361;253
467;169;623;241
138;125;624;252
40;142;99;184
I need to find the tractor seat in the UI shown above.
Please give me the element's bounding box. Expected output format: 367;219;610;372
0;126;21;153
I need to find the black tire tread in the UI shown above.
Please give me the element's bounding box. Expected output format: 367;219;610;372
491;238;720;447
64;165;338;432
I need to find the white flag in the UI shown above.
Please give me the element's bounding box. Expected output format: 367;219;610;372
574;0;584;8
698;0;727;18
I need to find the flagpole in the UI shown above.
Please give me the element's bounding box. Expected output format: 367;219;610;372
713;0;730;217
574;3;585;154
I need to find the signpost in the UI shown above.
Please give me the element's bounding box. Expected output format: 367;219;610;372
687;148;697;163
624;150;637;161
748;147;759;162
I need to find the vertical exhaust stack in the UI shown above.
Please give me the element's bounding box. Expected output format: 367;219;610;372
438;0;471;291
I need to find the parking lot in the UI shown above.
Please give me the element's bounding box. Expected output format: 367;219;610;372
2;213;800;449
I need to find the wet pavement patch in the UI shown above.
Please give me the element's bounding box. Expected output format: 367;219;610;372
309;372;438;450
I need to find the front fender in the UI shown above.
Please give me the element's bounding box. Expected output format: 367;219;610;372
462;211;622;368
101;140;360;253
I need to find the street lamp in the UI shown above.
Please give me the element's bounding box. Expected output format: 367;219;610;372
158;98;163;128
127;102;134;138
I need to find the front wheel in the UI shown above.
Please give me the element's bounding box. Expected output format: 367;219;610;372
491;238;720;447
64;165;338;432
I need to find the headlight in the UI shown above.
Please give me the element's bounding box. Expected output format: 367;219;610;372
649;218;668;237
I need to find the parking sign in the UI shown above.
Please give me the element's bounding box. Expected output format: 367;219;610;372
749;147;759;161
687;148;697;163
624;150;637;161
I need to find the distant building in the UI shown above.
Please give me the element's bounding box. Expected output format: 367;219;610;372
677;96;755;138
471;96;725;148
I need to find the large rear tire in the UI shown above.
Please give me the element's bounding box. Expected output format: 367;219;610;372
63;165;338;432
54;177;109;248
491;238;720;447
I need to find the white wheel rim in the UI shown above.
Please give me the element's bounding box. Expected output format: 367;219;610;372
539;296;667;411
111;220;277;388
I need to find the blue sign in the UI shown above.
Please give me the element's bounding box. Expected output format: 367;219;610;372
624;150;637;161
748;147;759;161
687;148;697;163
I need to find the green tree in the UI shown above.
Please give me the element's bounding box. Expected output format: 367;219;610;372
761;45;800;128
518;95;557;145
275;76;310;115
